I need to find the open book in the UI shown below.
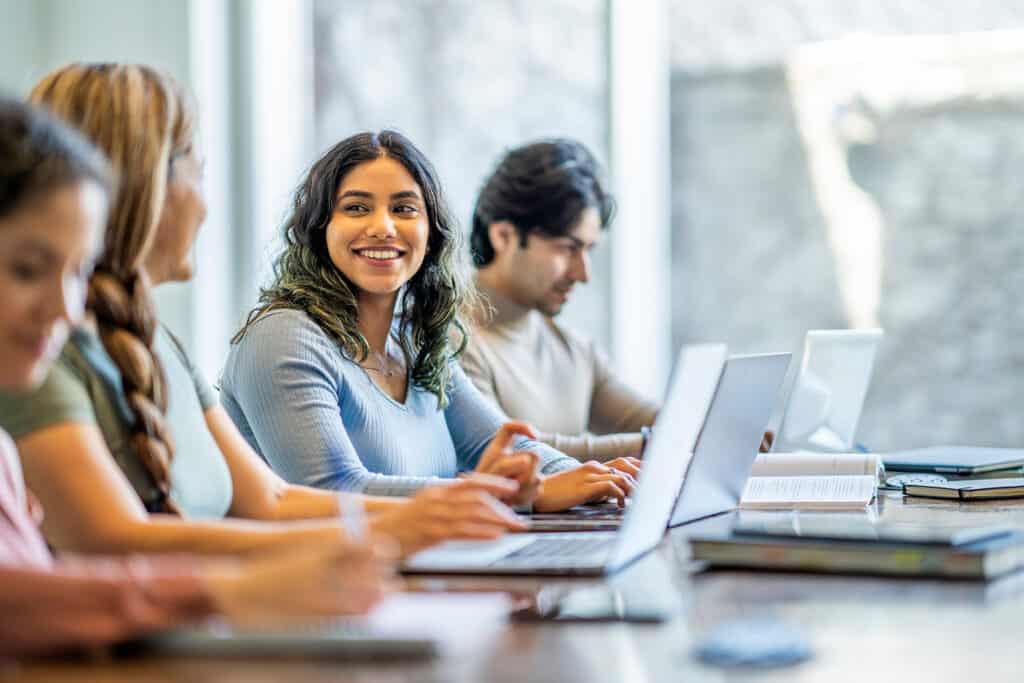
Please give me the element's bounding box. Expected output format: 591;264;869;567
740;452;880;510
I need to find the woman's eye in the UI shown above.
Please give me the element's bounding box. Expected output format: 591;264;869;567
342;204;369;214
393;204;418;216
10;262;43;281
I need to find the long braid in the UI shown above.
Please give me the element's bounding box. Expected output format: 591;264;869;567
31;64;193;513
88;268;178;513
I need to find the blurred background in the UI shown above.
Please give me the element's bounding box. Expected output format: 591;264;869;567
2;0;1022;451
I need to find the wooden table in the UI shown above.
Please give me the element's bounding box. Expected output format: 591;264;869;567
8;491;1024;682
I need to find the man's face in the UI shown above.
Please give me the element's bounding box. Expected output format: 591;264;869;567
497;207;602;316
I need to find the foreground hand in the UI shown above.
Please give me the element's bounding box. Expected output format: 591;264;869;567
532;461;639;513
206;539;394;627
369;477;527;556
474;421;543;507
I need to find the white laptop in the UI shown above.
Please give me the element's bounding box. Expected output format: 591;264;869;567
402;344;728;576
669;352;791;527
772;329;883;453
527;351;792;533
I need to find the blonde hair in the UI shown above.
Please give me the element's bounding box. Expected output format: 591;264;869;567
30;64;196;514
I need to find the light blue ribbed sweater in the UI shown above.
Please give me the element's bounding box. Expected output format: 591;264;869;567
219;308;578;496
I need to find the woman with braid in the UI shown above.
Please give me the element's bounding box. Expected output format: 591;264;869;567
0;63;530;559
221;131;639;511
0;97;387;657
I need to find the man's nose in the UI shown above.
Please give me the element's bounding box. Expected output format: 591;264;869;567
570;250;591;284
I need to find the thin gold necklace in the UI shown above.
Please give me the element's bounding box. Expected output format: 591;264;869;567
359;343;403;378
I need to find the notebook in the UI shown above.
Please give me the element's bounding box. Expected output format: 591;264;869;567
739;452;879;510
689;527;1024;579
903;478;1024;501
883;447;1024;475
731;513;1011;546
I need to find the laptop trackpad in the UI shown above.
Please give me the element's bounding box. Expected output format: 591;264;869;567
403;536;534;570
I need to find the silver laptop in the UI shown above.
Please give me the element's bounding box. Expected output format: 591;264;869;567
772;329;882;453
669;352;791;527
401;344;728;576
529;352;792;533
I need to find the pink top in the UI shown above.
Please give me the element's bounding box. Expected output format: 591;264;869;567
0;428;215;656
0;428;52;569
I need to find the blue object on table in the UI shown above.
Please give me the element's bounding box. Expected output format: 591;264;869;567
693;617;814;668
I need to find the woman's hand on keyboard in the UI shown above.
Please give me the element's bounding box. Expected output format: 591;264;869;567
532;461;639;513
369;477;527;556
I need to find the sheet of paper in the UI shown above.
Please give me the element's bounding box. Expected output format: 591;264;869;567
750;452;880;477
740;475;876;510
364;592;510;655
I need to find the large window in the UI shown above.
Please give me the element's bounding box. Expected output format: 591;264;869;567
313;0;612;345
668;1;1024;448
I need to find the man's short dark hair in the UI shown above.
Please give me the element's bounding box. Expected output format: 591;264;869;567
470;138;615;266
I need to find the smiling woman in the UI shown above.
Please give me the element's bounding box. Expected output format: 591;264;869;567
0;142;109;391
0;67;530;563
222;130;641;512
0;97;389;656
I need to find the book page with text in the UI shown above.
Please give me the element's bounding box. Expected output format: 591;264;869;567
740;475;876;510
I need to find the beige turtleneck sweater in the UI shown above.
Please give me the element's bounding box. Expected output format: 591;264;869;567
460;284;659;462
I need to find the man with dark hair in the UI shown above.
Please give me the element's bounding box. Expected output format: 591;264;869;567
462;139;658;462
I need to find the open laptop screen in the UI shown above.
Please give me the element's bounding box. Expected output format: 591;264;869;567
606;344;726;572
670;353;791;528
774;329;882;452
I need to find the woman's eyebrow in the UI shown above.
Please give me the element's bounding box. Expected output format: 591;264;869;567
338;190;373;200
390;190;422;201
9;239;56;263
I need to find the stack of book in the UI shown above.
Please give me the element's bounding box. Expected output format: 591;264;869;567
689;522;1024;580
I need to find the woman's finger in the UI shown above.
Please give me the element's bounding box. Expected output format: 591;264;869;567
478;421;538;471
448;473;519;498
491;452;539;482
451;521;509;540
613;471;638;494
450;491;525;529
588;481;627;507
608;458;641;478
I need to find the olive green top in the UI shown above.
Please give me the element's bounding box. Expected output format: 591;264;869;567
0;326;232;519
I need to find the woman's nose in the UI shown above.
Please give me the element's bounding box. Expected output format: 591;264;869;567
366;210;397;239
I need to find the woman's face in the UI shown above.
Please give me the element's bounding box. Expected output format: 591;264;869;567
0;181;106;390
325;156;429;303
145;148;207;284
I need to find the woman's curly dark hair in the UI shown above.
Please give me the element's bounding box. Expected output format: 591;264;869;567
234;130;474;407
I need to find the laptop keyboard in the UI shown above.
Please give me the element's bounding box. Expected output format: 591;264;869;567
494;535;614;568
